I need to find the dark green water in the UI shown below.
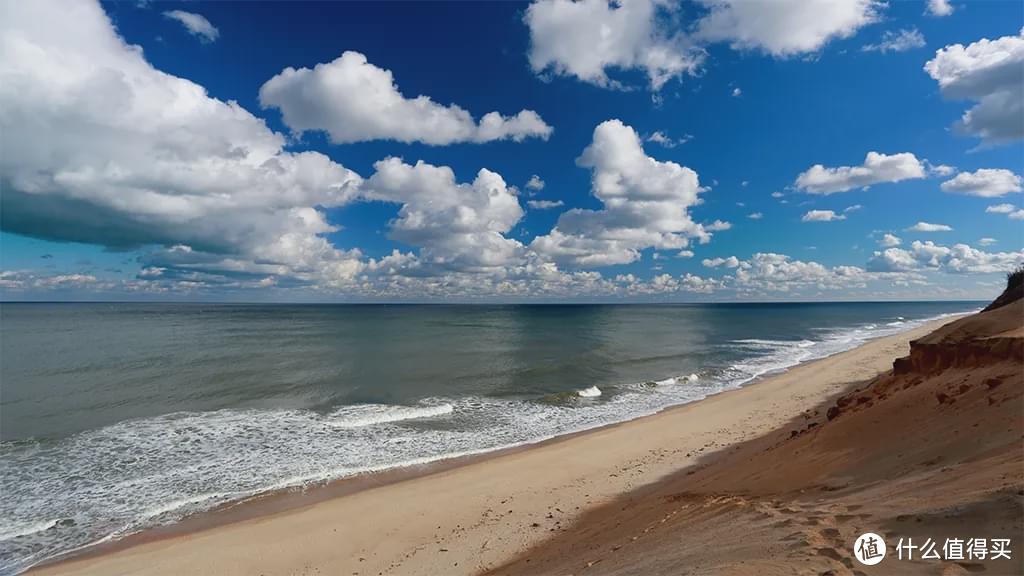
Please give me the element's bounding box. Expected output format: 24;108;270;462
0;301;979;573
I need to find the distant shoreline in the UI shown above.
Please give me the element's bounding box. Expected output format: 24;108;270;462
0;299;990;306
29;314;965;576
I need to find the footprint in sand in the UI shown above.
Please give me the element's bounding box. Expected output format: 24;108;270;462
815;547;843;561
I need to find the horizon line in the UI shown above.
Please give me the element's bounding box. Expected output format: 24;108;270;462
0;298;989;306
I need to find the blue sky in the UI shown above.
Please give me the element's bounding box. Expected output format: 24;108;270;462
0;0;1022;301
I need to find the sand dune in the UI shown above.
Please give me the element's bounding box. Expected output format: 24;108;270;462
490;299;1023;575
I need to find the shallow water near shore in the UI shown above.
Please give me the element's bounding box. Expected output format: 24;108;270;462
0;301;980;574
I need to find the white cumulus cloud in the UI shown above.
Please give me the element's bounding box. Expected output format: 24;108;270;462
524;0;703;90
985;203;1016;214
924;29;1024;143
363;159;526;272
0;0;366;288
879;233;902;247
802;210;846;222
259;51;552;145
530;119;711;267
702;256;741;268
994;205;1024;220
731;253;874;293
907;222;953;232
941;168;1022;197
795;151;926;194
695;0;883;57
868;241;1024;274
926;0;954;17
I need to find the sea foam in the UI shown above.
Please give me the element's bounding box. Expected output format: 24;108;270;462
328;403;454;428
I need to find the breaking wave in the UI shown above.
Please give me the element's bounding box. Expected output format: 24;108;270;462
328;403;454;428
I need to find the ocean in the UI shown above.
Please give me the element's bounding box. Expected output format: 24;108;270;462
0;301;980;573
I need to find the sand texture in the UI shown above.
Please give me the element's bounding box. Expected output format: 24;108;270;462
491;299;1023;576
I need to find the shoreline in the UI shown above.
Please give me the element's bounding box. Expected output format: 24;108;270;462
488;299;1023;575
29;314;966;576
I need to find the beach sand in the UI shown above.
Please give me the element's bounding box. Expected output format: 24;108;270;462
490;299;1023;575
32;311;1017;576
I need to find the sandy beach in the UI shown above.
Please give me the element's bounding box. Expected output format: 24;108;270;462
29;313;988;576
491;298;1023;575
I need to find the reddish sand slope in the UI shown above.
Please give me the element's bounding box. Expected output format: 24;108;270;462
490;299;1023;576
